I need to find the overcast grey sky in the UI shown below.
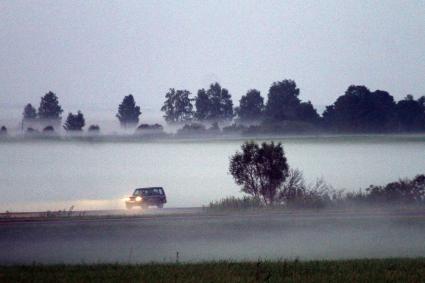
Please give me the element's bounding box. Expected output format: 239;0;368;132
1;0;424;122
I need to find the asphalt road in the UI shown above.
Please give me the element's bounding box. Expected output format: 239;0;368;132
1;208;425;264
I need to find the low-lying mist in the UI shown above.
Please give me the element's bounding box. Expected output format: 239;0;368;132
1;210;424;264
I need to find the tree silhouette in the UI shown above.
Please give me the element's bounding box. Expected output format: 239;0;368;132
194;82;233;122
396;95;425;131
296;101;320;124
23;104;37;120
323;86;397;132
43;126;55;133
229;141;289;205
161;89;193;123
265;80;300;121
0;126;7;136
63;111;85;131
88;125;100;133
116;94;141;128
38;91;63;120
235;89;264;122
194;89;210;121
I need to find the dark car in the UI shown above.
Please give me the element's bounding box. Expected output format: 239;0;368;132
125;187;167;209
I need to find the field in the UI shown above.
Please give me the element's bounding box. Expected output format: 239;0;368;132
1;258;425;283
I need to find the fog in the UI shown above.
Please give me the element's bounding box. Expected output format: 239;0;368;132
1;135;425;212
1;210;424;264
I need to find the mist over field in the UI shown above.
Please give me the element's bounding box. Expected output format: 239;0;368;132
1;135;425;212
1;1;425;273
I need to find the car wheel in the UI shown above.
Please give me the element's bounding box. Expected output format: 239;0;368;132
157;204;164;209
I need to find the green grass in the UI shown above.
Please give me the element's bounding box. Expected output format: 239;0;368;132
1;258;425;283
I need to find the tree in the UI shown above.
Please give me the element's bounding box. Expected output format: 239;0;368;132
194;89;210;121
63;111;85;131
88;125;100;133
38;91;63;120
116;94;141;128
0;126;7;136
296;101;320;124
323;85;396;132
235;89;264;122
23;104;37;120
161;89;193;123
395;95;425;131
265;80;300;121
229;141;289;205
194;82;234;122
43;126;55;133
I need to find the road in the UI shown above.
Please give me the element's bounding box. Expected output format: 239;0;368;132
1;208;425;264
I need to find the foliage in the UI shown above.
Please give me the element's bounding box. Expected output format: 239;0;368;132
208;196;263;210
63;111;85;131
135;124;165;137
243;120;318;135
22;103;37;120
364;174;425;204
176;123;207;136
88;125;100;132
116;94;141;128
0;126;7;135
297;101;320;123
43;126;55;133
229;141;289;204
161;89;193;123
235;89;264;122
265;79;301;121
395;95;425;131
38;91;63;120
323;86;397;132
194;83;233;122
278;169;334;208
222;123;247;135
2;259;425;283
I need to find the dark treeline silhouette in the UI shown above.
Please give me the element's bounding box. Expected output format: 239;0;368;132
163;80;425;134
4;80;424;137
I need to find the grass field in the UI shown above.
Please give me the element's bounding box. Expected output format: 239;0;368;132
1;258;425;283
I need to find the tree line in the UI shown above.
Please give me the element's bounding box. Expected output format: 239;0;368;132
18;92;143;133
1;79;424;135
161;80;425;133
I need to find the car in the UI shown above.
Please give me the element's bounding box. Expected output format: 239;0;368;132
125;187;167;209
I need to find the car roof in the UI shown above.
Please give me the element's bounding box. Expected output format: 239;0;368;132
135;187;163;190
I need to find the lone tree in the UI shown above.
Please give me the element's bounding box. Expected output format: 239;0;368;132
229;141;289;205
161;88;193;123
235;89;264;122
38;91;63;121
116;94;141;128
194;82;234;122
63;111;85;131
23;104;37;120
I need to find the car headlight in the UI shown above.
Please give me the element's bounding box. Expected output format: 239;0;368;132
135;196;142;202
125;197;131;202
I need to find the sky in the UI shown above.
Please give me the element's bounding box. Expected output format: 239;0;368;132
1;0;424;125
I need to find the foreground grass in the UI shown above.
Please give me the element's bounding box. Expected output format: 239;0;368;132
1;258;425;283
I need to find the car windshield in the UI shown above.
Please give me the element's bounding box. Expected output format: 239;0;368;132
134;188;164;196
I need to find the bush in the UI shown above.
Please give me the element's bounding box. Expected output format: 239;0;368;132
176;123;207;136
208;196;263;210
